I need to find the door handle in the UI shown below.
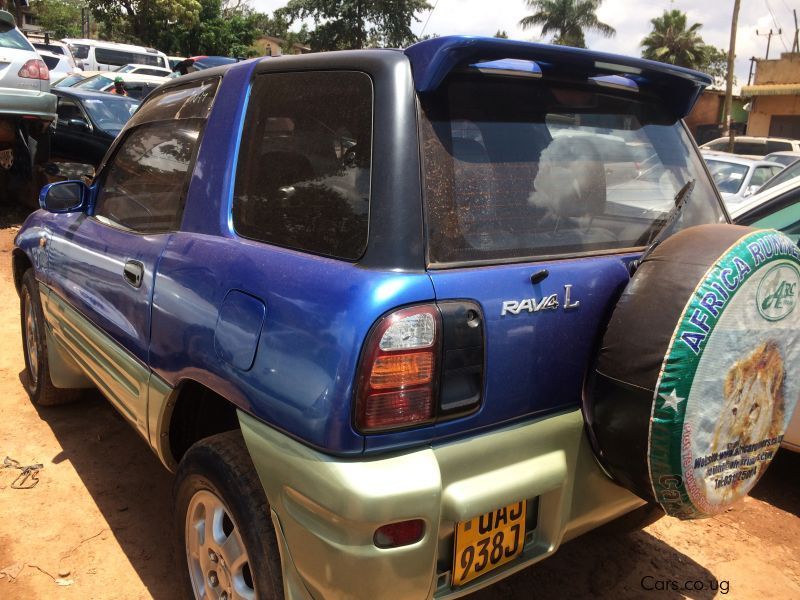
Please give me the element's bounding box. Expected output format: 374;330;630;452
123;260;144;288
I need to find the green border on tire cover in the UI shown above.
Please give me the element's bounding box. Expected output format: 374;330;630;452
648;228;800;519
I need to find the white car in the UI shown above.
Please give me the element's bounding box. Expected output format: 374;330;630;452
30;39;76;68
700;136;800;159
115;63;172;77
763;151;800;167
730;175;800;452
702;152;783;206
38;49;81;82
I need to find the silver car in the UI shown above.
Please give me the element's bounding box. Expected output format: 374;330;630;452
702;151;784;207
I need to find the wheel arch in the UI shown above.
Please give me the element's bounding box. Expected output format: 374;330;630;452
159;378;242;471
12;248;33;293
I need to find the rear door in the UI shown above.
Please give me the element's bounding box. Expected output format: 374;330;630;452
418;73;725;435
45;78;219;435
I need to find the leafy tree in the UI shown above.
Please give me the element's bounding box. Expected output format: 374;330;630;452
87;0;201;46
519;0;615;48
699;46;731;87
280;0;431;51
494;30;508;39
29;0;82;38
640;9;706;69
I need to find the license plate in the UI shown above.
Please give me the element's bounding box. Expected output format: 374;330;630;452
452;500;526;586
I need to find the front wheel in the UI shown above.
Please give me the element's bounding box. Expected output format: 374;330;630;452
20;269;81;405
174;431;283;600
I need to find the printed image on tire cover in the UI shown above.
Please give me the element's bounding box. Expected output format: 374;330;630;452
587;224;800;519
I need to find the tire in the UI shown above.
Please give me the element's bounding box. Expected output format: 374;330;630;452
174;431;283;600
20;270;81;406
586;224;800;519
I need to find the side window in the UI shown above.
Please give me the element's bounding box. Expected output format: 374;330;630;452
749;166;773;188
93;78;219;233
94;121;201;233
57;99;83;122
95;48;130;67
232;71;373;260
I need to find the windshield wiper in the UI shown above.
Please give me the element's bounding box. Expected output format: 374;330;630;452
630;179;695;274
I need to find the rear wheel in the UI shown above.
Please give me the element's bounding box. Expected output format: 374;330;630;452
174;431;283;600
20;269;81;405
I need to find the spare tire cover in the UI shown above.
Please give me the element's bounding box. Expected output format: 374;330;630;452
588;224;800;519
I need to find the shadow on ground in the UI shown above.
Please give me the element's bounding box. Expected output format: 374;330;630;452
29;380;179;600
750;448;800;517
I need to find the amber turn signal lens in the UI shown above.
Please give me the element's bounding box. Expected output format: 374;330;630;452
369;352;434;389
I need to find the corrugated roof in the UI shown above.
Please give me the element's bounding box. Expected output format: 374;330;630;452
741;83;800;96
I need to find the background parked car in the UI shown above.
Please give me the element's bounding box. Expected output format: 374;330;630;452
50;87;139;166
38;49;81;82
114;63;172;77
71;72;167;99
62;38;169;71
763;150;800;167
759;158;800;194
700;136;800;158
30;38;76;67
702;152;783;205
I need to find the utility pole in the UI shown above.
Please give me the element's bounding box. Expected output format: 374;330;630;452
747;56;757;86
724;0;741;152
756;28;781;60
792;10;799;53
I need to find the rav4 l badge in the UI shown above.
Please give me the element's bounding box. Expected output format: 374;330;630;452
501;284;580;316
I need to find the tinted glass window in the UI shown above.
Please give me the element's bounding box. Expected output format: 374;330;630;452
41;54;60;70
233;71;373;260
732;141;767;156
420;76;723;265
95;48;131;67
54;74;85;88
766;140;793;153
129;78;218;127
56;98;83;122
0;23;33;50
81;96;139;134
94;121;201;232
33;43;65;55
69;44;89;59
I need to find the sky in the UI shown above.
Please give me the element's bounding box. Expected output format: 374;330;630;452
251;0;800;87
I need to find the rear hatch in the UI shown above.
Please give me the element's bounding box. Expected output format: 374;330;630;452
365;39;726;452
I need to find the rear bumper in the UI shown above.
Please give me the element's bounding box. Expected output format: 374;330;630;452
0;87;57;121
239;409;646;600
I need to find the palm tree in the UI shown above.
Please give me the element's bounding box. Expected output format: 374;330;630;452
519;0;615;49
641;10;706;69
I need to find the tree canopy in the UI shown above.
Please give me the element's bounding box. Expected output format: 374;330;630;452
640;9;706;69
279;0;431;51
29;0;83;39
519;0;615;48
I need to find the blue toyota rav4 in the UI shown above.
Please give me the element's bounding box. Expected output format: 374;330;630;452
14;37;800;599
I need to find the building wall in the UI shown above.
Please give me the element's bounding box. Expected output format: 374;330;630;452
747;95;800;136
754;53;800;85
685;93;721;133
253;37;283;56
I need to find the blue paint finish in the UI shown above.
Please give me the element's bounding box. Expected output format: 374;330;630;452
404;36;711;118
214;290;266;371
364;254;633;453
181;59;258;237
149;233;436;454
45;214;170;365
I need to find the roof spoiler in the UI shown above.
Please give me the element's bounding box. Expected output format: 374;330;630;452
404;36;713;119
0;10;16;28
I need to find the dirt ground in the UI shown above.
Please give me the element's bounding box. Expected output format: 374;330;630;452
0;224;797;600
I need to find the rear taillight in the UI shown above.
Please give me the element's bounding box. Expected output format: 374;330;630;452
355;305;440;432
18;59;49;80
355;302;485;433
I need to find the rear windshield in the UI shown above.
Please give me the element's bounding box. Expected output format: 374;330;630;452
69;44;89;59
420;75;723;266
0;23;33;51
706;160;748;194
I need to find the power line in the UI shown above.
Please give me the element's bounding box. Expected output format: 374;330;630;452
764;0;789;51
420;0;441;38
